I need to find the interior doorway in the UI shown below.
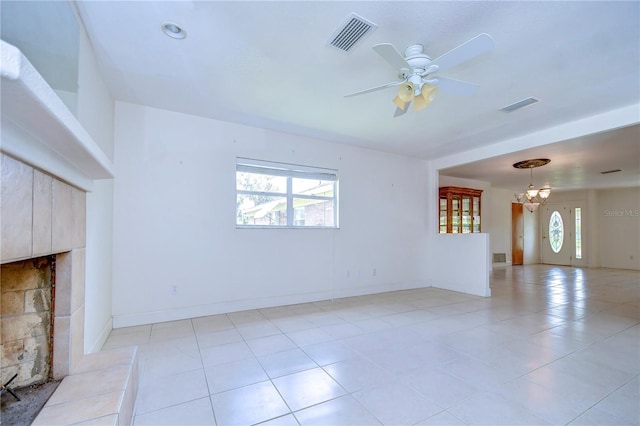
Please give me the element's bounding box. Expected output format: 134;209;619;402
511;203;524;265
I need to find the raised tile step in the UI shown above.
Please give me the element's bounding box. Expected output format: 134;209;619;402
33;346;138;426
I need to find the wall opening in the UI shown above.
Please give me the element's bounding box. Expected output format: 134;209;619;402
1;255;55;387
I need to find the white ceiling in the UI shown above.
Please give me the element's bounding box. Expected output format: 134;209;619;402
74;1;639;191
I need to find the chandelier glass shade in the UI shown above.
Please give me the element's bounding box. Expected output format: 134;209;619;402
513;159;551;212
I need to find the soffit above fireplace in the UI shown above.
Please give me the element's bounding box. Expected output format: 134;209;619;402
0;40;114;191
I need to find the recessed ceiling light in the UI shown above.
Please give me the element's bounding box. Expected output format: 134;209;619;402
161;22;186;39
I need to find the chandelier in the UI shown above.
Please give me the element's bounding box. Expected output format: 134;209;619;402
513;159;551;212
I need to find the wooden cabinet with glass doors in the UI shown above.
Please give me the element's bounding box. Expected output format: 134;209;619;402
439;186;483;233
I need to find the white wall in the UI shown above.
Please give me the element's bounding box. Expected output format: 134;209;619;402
487;188;513;263
429;233;491;297
112;103;430;327
597;187;640;270
587;190;600;268
76;20;115;352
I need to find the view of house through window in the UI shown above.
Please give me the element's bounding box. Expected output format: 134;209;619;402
236;158;338;228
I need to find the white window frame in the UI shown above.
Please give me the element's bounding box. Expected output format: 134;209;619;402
236;158;339;229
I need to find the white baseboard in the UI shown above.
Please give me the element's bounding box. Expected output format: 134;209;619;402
112;281;428;329
85;317;113;353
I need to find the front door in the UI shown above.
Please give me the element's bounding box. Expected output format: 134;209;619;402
541;204;572;265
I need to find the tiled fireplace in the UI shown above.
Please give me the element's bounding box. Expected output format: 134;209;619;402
1;38;136;424
1;153;87;387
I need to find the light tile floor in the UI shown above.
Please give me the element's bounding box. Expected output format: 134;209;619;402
102;265;640;425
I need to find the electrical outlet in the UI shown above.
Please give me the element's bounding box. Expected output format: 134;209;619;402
373;268;377;276
171;285;178;295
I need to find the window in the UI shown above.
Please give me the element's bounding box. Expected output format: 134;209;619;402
236;158;338;228
575;207;582;259
549;210;564;253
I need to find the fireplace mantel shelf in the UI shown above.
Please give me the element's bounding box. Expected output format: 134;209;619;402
1;40;114;191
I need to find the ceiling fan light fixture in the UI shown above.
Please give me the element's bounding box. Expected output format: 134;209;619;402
414;84;438;111
392;96;409;111
422;84;438;102
398;82;414;103
413;94;427;111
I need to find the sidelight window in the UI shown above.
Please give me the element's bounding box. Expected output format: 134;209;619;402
575;207;582;259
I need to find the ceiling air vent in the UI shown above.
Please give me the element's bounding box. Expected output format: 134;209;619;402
500;97;540;113
328;14;377;53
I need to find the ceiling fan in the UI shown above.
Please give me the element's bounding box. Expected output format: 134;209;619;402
345;33;494;116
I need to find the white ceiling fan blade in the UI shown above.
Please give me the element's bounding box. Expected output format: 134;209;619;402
344;80;405;97
430;33;494;72
372;43;410;71
427;77;479;97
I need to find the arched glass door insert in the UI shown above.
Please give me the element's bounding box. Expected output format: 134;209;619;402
549;210;564;253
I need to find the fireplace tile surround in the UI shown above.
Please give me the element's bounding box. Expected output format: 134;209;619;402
1;153;87;383
1;153;137;424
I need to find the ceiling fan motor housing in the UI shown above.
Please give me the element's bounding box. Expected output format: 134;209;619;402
399;44;436;95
